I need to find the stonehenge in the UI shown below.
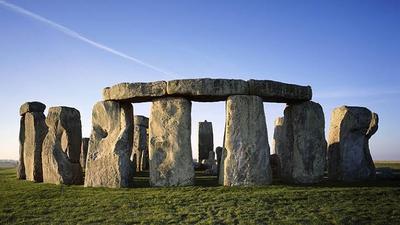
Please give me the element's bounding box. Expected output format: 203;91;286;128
198;120;214;163
17;78;380;188
278;101;327;184
133;115;149;171
84;101;134;188
328;106;378;182
223;95;272;186
149;97;195;186
42;106;84;185
18;102;47;182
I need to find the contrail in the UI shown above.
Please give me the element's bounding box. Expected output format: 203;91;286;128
0;0;175;77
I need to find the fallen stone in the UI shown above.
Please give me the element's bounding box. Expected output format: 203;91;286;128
248;79;312;103
103;81;167;102
23;112;47;182
85;101;134;188
19;101;46;116
149;97;195;186
80;138;89;171
167;78;248;102
280;101;326;184
223;95;272;186
42;107;83;185
328;106;378;182
198;120;214;162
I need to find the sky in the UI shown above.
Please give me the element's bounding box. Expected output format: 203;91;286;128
0;0;399;161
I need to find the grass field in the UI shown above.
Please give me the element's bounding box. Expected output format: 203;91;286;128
1;164;400;224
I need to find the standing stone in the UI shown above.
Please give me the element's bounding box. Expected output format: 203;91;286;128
80;138;89;171
133;115;149;172
141;148;149;171
149;97;195;186
328;106;378;182
198;120;214;163
280;101;326;184
270;154;281;179
17;117;26;179
18;102;47;182
42;107;83;185
85;101;134;188
204;151;217;175
215;146;223;177
223;95;272;186
272;117;285;155
24;112;47;182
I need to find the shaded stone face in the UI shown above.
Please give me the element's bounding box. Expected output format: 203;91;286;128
223;95;272;186
248;80;312;103
328;106;378;182
23;112;47;182
80;138;89;171
85;101;134;188
149;97;195;186
133;115;149;172
280;101;327;184
17;116;26;180
42;106;83;185
19;101;46;116
198;120;213;163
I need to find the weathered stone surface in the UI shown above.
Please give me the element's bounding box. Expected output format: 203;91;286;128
167;78;248;102
204;150;218;175
223;95;272;186
133;115;149;172
85;101;134;188
328;106;378;182
17;116;26;179
198;120;214;162
24;112;47;182
149;97;195;186
103;81;167;102
272;117;285;155
248;79;312;103
280;101;326;184
19;101;46;116
42;107;83;185
80;138;89;171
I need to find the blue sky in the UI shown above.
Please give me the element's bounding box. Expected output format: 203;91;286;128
0;0;399;160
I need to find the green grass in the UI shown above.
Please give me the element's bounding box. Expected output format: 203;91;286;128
375;161;400;170
1;168;400;225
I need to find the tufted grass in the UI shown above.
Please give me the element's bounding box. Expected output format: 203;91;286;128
0;165;400;224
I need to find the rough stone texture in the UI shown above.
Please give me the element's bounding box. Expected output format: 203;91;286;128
19;101;46;116
328;106;378;182
133;115;149;172
85;101;134;188
272;117;285;155
280;101;326;184
167;78;249;102
149;97;195;186
17;116;26;179
103;81;167;103
80;138;89;171
198;120;214;162
248;79;312;103
42;107;83;185
223;95;272;186
24;112;47;182
215;146;223;178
